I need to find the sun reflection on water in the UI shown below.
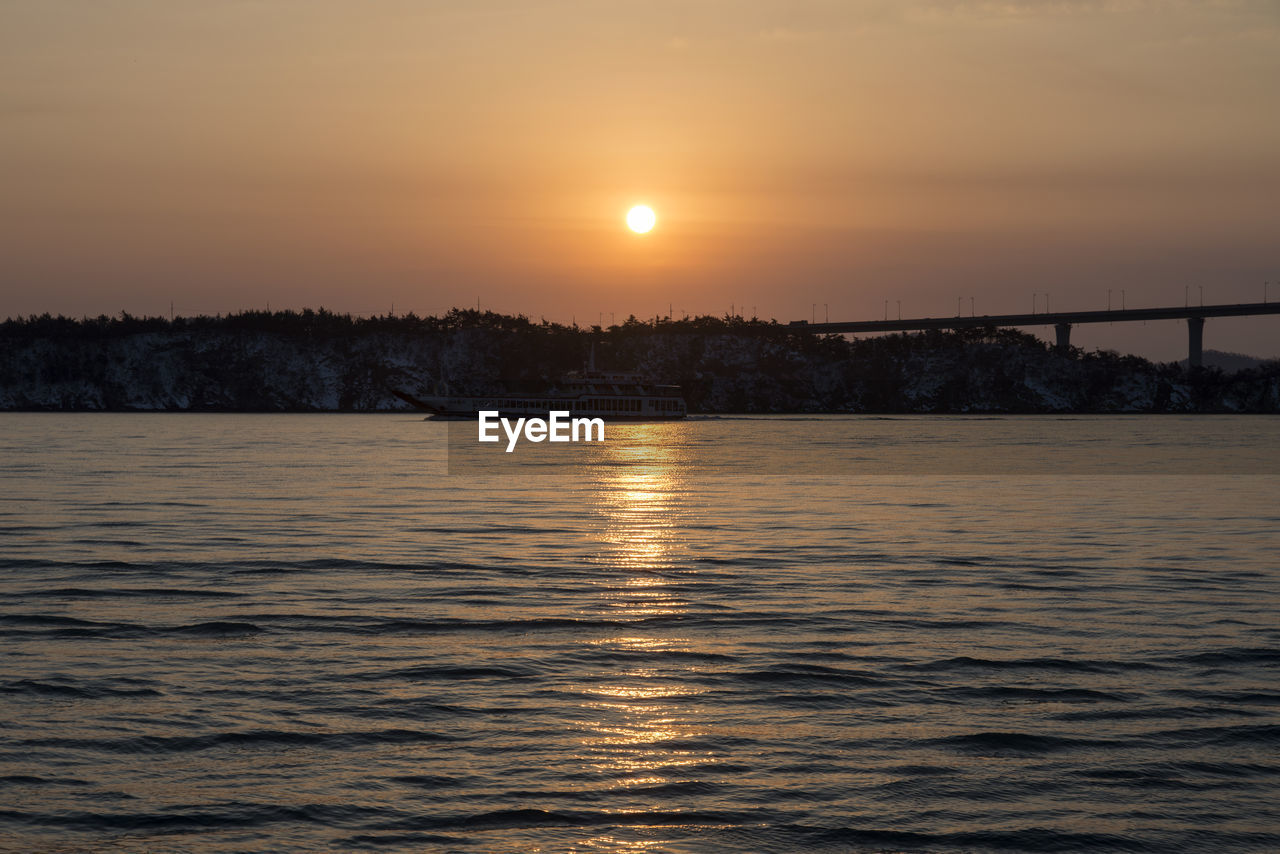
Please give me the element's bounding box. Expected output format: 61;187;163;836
573;424;721;845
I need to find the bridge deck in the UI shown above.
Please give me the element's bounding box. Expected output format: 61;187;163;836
791;301;1280;334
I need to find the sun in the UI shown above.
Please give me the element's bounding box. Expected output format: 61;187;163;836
626;205;656;234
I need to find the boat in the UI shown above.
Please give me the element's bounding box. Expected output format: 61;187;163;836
389;352;687;420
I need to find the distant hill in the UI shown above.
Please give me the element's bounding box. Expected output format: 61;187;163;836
2;309;1279;413
1178;349;1274;372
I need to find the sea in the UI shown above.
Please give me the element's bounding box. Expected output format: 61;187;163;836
2;413;1278;853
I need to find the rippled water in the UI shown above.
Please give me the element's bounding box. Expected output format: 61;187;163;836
2;414;1278;853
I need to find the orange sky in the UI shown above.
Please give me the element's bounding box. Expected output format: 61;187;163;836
2;1;1278;357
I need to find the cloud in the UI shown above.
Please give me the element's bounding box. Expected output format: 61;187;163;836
756;26;819;42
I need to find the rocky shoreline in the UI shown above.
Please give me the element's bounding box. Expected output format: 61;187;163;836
3;309;1277;413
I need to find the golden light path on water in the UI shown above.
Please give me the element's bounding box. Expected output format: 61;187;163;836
574;426;722;850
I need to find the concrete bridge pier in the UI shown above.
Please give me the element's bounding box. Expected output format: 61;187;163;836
1188;316;1204;368
1055;322;1072;351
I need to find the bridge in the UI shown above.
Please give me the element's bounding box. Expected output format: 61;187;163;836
789;301;1280;367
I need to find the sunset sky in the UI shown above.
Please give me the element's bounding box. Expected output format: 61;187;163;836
3;1;1278;358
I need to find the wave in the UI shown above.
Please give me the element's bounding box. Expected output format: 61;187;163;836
777;823;1167;853
13;728;457;755
907;655;1162;674
942;685;1132;703
1141;723;1280;748
376;664;539;681
0;615;264;639
1172;647;1280;666
0;775;92;787
730;664;891;687
927;730;1113;754
374;807;761;831
21;587;243;599
0;802;397;832
230;614;694;635
1;679;161;699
